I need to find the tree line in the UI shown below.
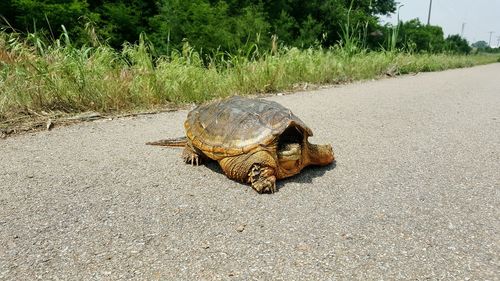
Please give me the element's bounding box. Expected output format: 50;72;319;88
0;0;476;55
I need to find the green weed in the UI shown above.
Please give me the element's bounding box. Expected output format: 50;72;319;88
0;30;497;126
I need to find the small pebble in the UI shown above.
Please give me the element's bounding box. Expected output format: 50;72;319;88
236;224;246;232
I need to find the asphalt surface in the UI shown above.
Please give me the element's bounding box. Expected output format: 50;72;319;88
1;64;499;280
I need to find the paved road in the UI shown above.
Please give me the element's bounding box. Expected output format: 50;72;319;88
1;64;499;280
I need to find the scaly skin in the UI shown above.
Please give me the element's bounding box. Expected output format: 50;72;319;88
248;165;276;193
218;150;277;193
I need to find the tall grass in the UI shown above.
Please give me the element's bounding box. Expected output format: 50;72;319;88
0;29;497;125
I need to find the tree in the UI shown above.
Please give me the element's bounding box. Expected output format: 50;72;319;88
9;0;92;41
208;0;396;48
471;40;488;49
2;0;399;55
0;0;17;27
445;35;471;54
470;40;500;54
150;0;269;55
264;0;396;47
397;19;445;53
88;0;157;48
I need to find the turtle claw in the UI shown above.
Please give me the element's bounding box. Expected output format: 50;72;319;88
184;153;200;166
252;178;276;193
182;146;201;166
248;165;276;193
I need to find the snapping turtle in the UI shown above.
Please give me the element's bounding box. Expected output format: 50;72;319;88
147;96;334;193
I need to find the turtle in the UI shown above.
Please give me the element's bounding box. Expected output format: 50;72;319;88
147;96;334;193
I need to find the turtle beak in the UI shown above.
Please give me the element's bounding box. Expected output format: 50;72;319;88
304;142;334;166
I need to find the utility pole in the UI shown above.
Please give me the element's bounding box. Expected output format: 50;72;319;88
497;36;500;47
460;23;466;37
488;31;494;46
427;0;433;25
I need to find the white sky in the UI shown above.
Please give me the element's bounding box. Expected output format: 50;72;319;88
380;0;500;47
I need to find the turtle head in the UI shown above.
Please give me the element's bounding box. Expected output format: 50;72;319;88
276;125;334;178
303;142;335;166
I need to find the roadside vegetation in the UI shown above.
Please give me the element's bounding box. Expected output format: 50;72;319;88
0;0;499;133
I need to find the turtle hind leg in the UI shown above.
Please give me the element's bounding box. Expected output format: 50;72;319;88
248;164;276;193
182;144;204;166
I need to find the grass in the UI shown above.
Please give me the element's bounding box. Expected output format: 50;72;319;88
0;30;498;133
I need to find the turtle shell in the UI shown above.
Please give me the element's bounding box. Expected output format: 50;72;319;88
185;96;313;158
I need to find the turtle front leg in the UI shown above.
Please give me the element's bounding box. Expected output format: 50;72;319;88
182;144;202;166
248;164;276;193
218;151;278;193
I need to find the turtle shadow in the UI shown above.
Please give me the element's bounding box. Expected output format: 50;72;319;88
202;160;337;190
276;161;337;188
203;161;224;175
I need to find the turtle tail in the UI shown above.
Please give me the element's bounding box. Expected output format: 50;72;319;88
146;136;188;147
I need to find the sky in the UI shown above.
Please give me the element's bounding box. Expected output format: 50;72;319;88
380;0;500;47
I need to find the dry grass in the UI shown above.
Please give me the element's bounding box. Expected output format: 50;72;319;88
0;31;498;134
